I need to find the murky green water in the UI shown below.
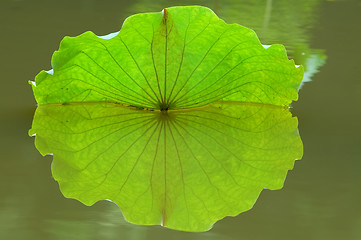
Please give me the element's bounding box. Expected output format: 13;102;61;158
1;0;360;239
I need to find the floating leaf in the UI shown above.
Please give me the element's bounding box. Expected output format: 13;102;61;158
31;6;303;110
29;6;305;232
29;102;302;232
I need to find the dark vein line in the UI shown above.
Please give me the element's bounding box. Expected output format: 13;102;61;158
173;51;265;106
68;85;153;109
114;120;161;199
174;119;248;189
164;19;168;105
150;25;163;105
43;104;152;123
78;101;93;121
80;51;156;105
55;114;149;145
188;68;292;106
175;116;266;150
70;109;152;121
131;26;151;44
176;115;257;148
50;64;155;108
41;114;152;140
43;66;134;102
93;41;158;105
75;119;156;171
167;118;189;225
166;17;190;107
175;118;286;173
74;127;158;198
128;185;151;215
172;40;250;105
80;89;92;102
187;184;212;220
167;27;231;105
171;120;232;210
40;121;156;192
185;21;211;45
176;115;289;154
56;88;92;105
174;72;268;109
175;87;266;110
36;114;75;134
118;36;162;104
184;104;276;132
80;76;153;107
85;118;157;194
149;117;163;213
176;104;263;122
175;113;259;134
39;105;154;134
162;120;167;224
175;111;291;150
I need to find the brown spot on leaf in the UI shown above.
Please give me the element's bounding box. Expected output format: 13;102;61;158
162;8;168;25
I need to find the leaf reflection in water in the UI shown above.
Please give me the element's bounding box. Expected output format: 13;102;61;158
29;102;302;232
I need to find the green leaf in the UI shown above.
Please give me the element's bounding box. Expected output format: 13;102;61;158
31;6;303;110
29;6;305;232
29;102;302;232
